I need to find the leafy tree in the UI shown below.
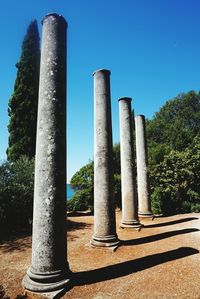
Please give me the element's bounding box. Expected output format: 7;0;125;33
69;162;94;211
7;20;40;161
150;137;200;215
0;156;34;230
112;143;122;208
69;144;122;211
148;141;171;168
147;91;200;166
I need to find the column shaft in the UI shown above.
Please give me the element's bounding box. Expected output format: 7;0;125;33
135;115;153;217
119;98;141;229
23;13;70;292
91;69;119;247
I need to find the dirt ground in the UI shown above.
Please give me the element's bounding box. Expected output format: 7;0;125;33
0;212;200;299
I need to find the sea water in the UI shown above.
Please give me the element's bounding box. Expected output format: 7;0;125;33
67;184;75;200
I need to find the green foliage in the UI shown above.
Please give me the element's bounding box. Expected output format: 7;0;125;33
69;144;122;211
69;162;94;211
70;161;94;192
146;91;200;215
113;143;121;174
113;173;122;208
150;138;200;215
113;143;122;208
191;203;200;213
7;20;40;161
148;141;171;167
147;91;200;166
0;156;34;229
68;189;93;212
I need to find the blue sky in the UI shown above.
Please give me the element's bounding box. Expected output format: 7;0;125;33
1;0;200;181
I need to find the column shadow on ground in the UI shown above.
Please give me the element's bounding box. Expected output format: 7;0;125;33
121;228;199;246
73;247;199;286
144;217;199;228
0;229;32;252
67;211;93;217
66;219;92;231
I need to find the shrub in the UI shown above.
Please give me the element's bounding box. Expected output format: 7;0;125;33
150;139;200;215
68;189;93;212
0;156;34;230
191;203;200;213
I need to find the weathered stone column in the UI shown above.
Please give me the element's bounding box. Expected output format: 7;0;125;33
135;115;153;218
119;98;142;229
23;13;71;292
91;69;120;247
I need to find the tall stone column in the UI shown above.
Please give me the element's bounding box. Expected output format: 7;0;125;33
135;115;153;218
119;98;142;229
91;69;120;247
23;13;71;292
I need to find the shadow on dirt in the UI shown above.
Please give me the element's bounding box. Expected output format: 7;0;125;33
67;211;93;217
145;217;199;228
67;219;92;231
0;238;32;253
0;229;32;253
73;247;199;286
121;228;199;246
0;219;91;252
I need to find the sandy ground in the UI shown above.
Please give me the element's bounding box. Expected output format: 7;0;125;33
0;212;200;299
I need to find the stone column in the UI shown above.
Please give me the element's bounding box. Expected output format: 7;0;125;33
135;115;153;218
91;69;120;247
23;13;71;292
119;98;142;229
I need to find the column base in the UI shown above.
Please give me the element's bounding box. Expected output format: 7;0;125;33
91;234;120;247
120;220;143;230
22;267;71;293
25;288;67;299
138;211;154;219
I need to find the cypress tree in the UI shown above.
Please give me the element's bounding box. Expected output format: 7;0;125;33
7;20;40;161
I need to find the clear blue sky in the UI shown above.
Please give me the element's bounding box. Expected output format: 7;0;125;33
1;0;200;182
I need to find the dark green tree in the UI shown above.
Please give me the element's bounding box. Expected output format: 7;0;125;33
112;143;122;208
69;162;94;211
7;20;40;161
0;156;35;230
147;91;200;169
146;91;200;215
150;137;200;215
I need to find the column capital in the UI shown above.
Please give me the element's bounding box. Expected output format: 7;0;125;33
93;69;111;76
118;97;132;102
42;13;68;28
135;114;145;119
